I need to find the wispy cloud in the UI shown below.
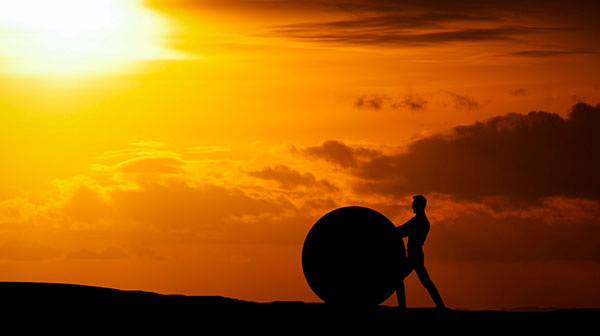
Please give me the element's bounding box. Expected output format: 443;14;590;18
355;93;428;111
506;49;599;58
446;91;480;111
271;25;540;47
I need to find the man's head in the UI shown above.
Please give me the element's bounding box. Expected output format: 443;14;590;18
412;195;427;214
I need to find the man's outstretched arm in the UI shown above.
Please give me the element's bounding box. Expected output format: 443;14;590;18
396;218;414;238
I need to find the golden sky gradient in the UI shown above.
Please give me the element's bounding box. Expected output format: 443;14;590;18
1;0;599;309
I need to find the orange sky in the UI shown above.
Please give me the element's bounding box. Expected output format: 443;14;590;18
1;0;599;309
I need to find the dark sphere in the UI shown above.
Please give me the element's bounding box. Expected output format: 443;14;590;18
302;206;407;306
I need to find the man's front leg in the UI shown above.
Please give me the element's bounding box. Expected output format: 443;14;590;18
396;281;407;310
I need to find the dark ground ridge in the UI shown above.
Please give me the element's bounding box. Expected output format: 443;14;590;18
0;281;597;331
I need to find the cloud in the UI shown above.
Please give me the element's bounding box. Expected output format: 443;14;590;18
151;0;597;13
352;91;482;113
446;91;480;111
154;0;600;27
129;141;166;148
397;94;428;111
246;164;338;191
151;0;600;49
303;140;380;168
355;93;428;111
352;102;600;203
354;94;388;110
271;12;500;34
115;156;186;174
60;185;112;223
259;2;565;48
1;147;310;246
507;50;599;58
0;198;37;223
272;25;536;47
109;179;295;232
3;124;600;268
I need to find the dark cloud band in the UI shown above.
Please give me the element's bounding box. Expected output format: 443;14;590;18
307;102;600;203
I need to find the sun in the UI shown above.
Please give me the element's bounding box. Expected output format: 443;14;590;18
0;0;186;76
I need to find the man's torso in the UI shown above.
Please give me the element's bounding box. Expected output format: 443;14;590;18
406;214;430;260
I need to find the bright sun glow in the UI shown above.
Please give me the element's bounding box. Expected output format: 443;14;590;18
0;0;186;76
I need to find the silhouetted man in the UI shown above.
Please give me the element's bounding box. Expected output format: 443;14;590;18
396;195;445;309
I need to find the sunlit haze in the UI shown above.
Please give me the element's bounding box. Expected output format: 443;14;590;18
0;0;184;76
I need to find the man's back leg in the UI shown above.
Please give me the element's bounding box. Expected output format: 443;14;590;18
415;265;445;308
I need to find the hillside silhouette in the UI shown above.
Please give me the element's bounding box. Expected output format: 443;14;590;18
0;281;596;332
